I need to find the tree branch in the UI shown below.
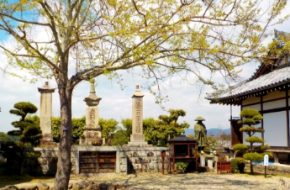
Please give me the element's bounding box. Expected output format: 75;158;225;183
0;12;50;26
38;1;63;57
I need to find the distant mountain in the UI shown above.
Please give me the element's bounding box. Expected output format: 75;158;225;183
185;128;230;136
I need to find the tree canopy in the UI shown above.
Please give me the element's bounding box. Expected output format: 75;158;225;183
0;0;287;87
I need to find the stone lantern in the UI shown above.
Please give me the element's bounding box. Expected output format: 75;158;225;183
80;79;102;146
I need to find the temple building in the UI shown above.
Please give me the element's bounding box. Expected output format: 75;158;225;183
207;30;290;164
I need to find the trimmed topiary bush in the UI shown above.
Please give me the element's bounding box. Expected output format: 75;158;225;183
233;108;270;174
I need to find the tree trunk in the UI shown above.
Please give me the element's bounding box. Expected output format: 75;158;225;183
250;161;253;174
55;86;72;190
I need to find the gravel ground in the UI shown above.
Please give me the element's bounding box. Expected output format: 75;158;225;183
13;173;290;190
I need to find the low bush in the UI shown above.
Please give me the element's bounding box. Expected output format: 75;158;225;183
176;162;188;173
231;157;245;173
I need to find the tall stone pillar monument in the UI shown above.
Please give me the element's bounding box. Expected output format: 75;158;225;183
129;85;147;146
80;79;102;146
38;81;55;144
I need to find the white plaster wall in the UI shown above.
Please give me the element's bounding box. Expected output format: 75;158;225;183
263;111;288;147
263;99;286;110
243;104;261;111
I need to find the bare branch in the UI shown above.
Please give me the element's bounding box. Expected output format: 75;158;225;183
131;0;147;26
38;1;63;57
0;12;50;26
0;45;38;58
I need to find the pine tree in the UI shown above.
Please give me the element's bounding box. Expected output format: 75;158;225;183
9;102;41;146
233;108;268;174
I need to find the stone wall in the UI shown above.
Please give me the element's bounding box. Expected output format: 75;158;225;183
35;145;169;175
34;147;58;176
118;146;169;174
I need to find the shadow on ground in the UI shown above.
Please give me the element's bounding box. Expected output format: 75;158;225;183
0;175;33;188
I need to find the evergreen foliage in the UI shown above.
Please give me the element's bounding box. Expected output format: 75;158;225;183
0;102;41;175
233;108;268;174
111;129;129;146
8;102;41;146
231;157;245;173
116;109;189;146
108;109;189;146
52;117;86;143
51;117;118;144
99;118;118;145
121;119;132;138
156;109;189;144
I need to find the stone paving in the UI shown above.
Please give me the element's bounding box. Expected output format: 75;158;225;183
13;173;290;190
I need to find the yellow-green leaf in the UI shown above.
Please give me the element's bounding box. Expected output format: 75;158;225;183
20;0;28;4
107;0;117;7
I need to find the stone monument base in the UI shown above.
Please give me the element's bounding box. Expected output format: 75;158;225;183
129;133;148;146
128;141;149;146
40;134;56;147
80;128;102;146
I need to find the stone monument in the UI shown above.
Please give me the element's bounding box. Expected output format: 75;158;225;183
128;85;147;146
80;79;102;145
38;81;55;144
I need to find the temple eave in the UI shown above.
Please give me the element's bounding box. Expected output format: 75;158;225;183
208;82;290;105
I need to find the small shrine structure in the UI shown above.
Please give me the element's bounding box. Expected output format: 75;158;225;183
168;135;198;173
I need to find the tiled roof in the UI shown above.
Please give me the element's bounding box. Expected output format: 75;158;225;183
168;135;197;143
208;66;290;102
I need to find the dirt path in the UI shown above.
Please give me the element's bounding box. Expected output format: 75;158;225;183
11;173;290;190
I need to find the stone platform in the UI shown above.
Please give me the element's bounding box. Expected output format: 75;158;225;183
34;145;169;175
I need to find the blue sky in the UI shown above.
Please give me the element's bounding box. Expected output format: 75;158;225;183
0;1;39;41
1;2;290;133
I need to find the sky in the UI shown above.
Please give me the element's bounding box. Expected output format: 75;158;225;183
0;1;290;133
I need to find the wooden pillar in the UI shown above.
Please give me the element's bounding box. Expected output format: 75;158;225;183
286;87;289;147
260;96;264;140
230;118;243;146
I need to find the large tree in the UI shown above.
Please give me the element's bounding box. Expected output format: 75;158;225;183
0;0;286;189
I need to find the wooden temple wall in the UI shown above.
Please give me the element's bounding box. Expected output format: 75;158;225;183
241;90;290;148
